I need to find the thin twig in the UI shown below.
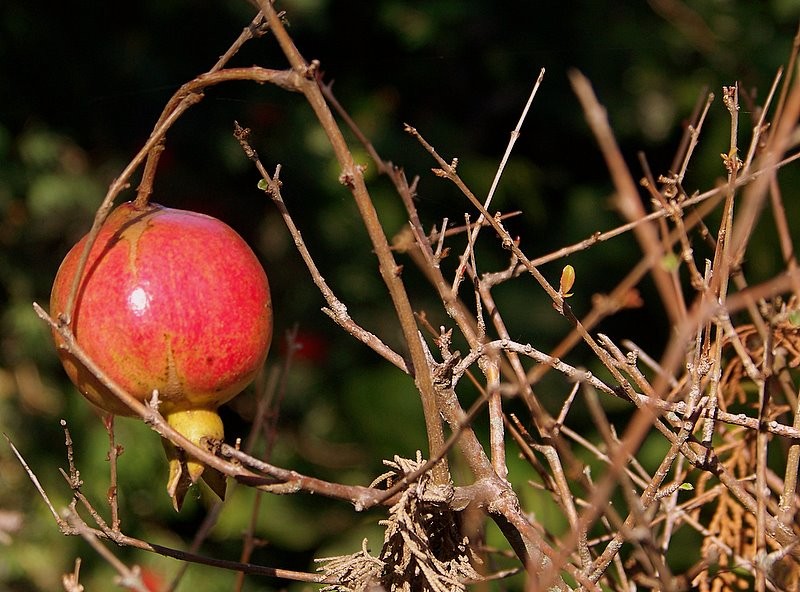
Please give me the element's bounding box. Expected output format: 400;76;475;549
779;380;800;524
5;435;68;530
233;123;409;373
234;331;296;592
755;329;773;592
452;69;545;295
61;558;83;592
103;415;121;533
71;512;330;583
731;58;800;268
64;508;151;592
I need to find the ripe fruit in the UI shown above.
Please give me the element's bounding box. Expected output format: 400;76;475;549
50;201;272;509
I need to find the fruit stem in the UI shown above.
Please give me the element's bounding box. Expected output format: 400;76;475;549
134;139;166;209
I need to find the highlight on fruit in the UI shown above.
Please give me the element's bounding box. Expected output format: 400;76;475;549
50;200;273;510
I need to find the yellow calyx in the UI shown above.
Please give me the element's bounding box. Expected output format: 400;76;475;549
163;408;227;511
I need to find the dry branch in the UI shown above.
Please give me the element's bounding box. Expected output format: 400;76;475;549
18;2;800;591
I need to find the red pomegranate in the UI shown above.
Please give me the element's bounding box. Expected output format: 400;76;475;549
50;201;272;509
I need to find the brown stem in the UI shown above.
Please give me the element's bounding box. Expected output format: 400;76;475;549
68;509;329;583
731;59;800;269
103;415;121;533
256;0;449;484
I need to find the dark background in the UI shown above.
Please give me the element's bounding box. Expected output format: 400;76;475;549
2;1;799;590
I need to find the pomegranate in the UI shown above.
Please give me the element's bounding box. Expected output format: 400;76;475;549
50;201;272;509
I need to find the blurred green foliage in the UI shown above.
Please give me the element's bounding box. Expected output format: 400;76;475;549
2;1;800;590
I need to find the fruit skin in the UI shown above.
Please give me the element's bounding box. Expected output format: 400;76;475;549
50;201;272;508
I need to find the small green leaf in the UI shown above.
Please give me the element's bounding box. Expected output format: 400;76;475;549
257;179;269;191
679;482;694;491
661;252;680;272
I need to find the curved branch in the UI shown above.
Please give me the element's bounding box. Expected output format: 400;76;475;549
33;303;393;509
